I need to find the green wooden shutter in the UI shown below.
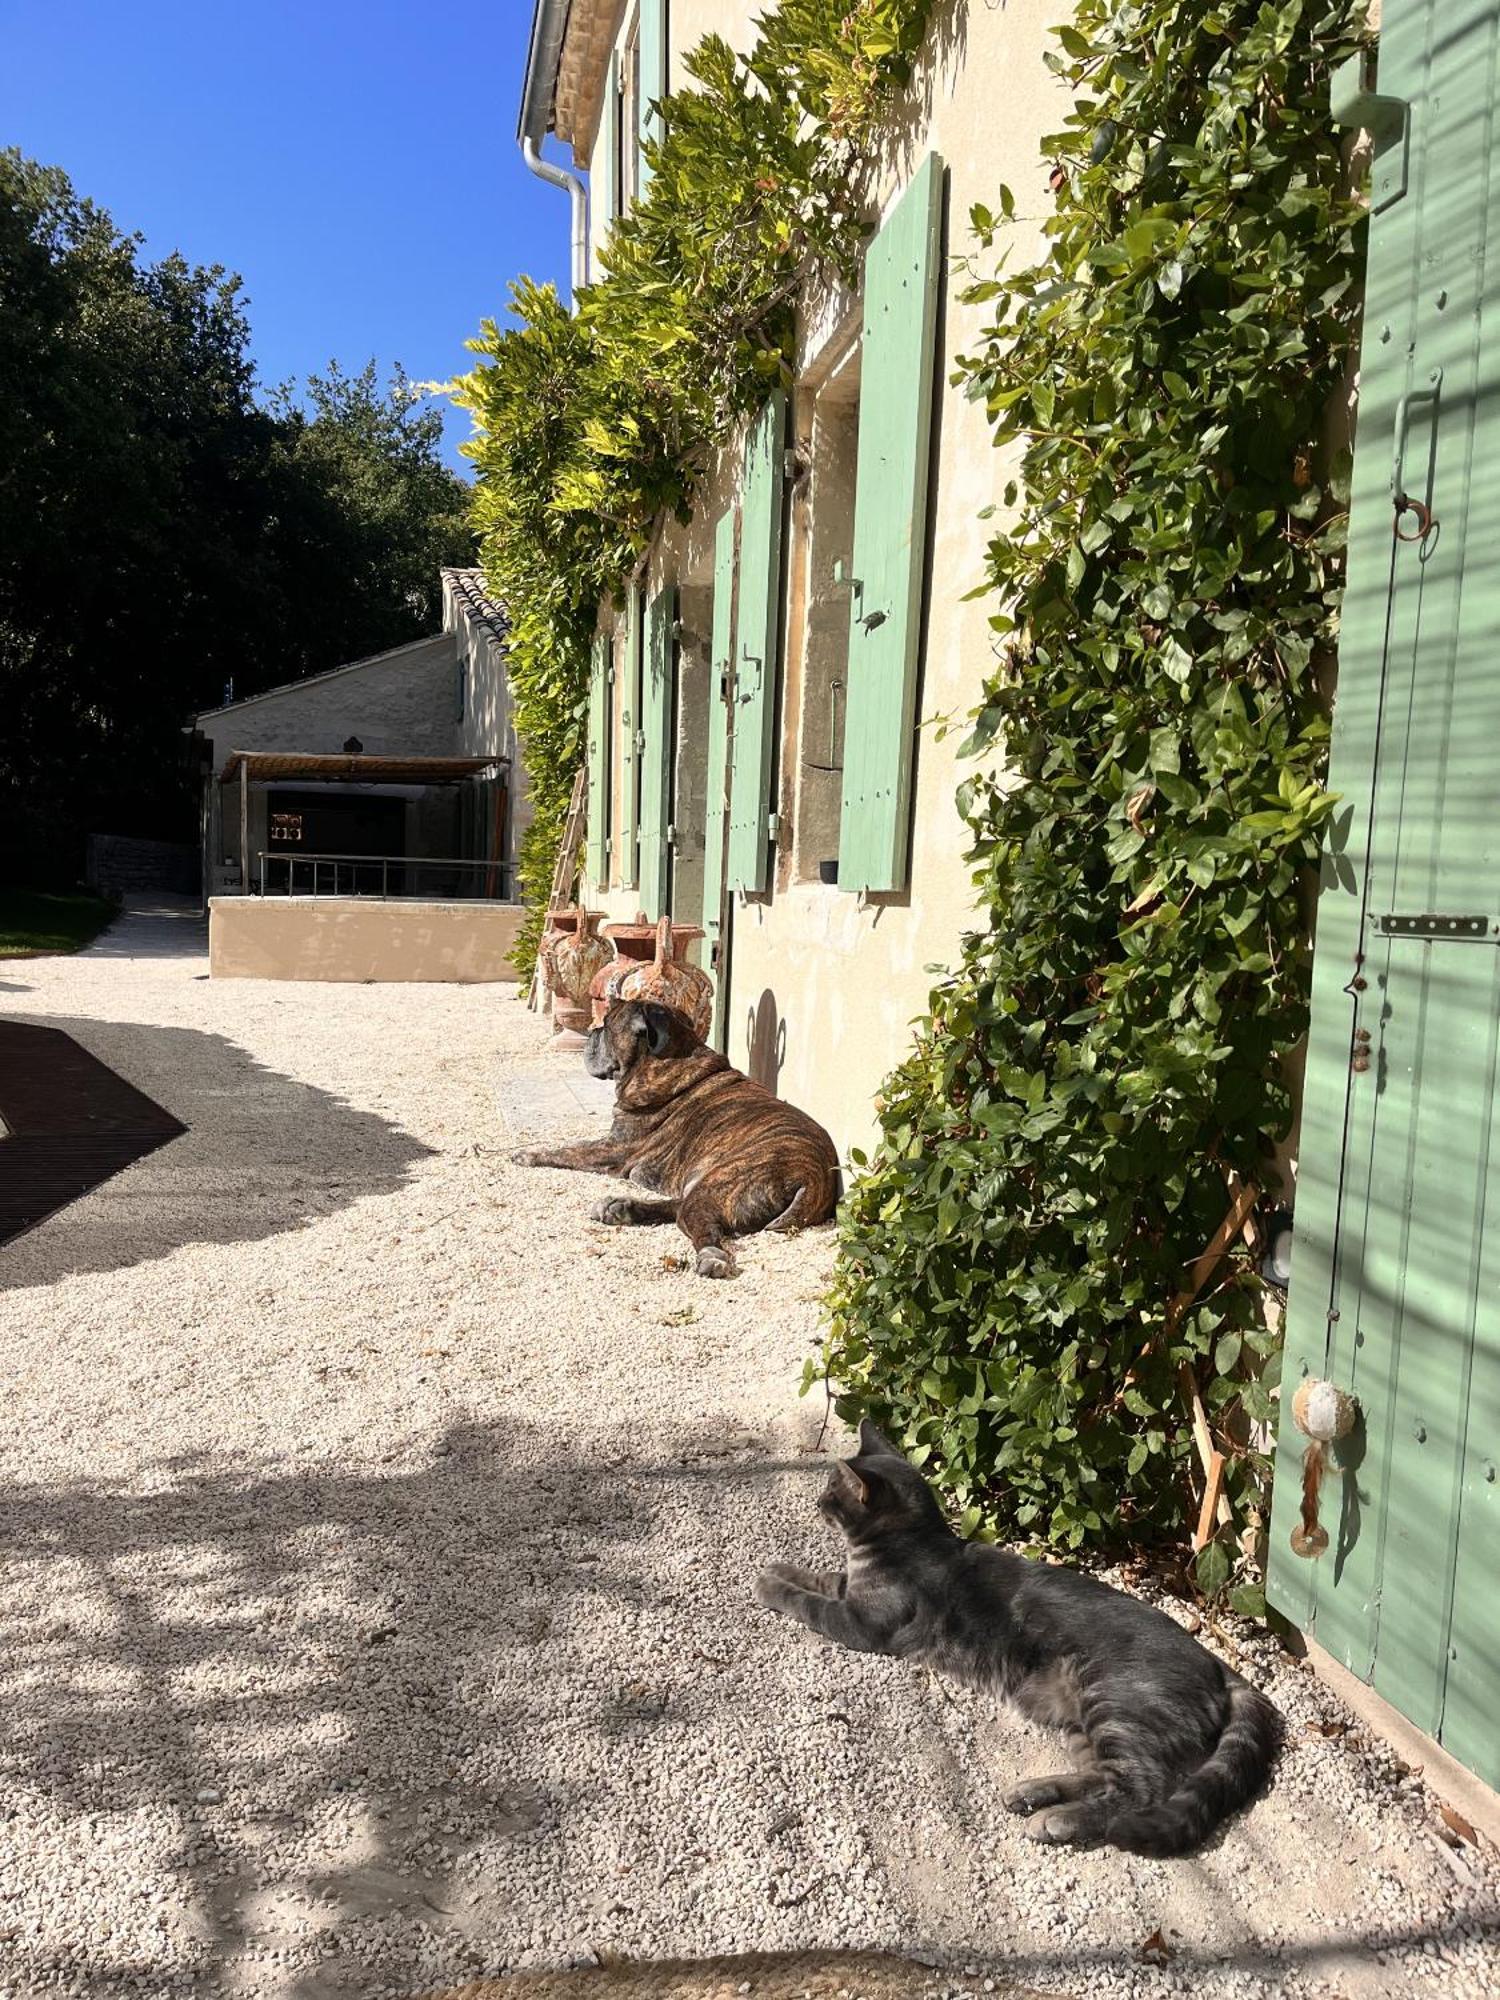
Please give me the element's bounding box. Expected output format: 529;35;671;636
702;509;735;1048
637;0;666;195
600;51;621;230
585;628;611;889
727;391;785;893
639;580;676;919
838;152;944;894
618;585;642;890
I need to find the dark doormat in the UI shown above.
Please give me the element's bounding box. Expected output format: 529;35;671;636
420;1955;1047;1999
0;1023;185;1246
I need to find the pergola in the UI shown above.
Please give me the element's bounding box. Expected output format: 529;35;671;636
218;750;508;893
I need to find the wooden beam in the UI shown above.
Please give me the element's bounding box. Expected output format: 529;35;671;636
1164;1176;1261;1336
1193;1449;1228;1552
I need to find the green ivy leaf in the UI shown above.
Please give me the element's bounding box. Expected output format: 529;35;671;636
1195;1540;1232;1601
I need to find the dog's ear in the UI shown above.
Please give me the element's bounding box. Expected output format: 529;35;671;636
858;1419;904;1461
641;1003;675;1057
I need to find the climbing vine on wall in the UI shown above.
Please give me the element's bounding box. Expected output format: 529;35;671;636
819;0;1369;1603
452;0;934;972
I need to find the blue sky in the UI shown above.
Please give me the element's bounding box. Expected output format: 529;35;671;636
1;0;572;472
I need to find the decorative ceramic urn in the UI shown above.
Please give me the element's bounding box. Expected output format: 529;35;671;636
587;912;653;1027
544;905;613;1035
537;905;582;997
605;913;713;1040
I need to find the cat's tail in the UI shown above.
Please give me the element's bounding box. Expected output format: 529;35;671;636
1107;1677;1281;1858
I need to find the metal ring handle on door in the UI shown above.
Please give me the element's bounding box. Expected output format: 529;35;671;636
1391;368;1442;541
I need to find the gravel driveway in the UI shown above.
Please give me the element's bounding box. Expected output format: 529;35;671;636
1;901;1496;2000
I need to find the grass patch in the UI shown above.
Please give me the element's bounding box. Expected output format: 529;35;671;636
0;888;118;958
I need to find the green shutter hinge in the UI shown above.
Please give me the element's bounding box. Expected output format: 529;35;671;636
767;812;781;843
666;822;678;846
635;729;646;755
1330;50;1408;213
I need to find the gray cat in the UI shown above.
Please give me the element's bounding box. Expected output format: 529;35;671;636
754;1422;1279;1856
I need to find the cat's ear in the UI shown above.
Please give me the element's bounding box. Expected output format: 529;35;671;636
858;1419;904;1461
835;1459;876;1506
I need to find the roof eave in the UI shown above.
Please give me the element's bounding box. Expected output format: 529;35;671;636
519;0;571;145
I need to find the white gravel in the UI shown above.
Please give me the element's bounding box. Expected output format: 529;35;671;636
1;899;1496;2000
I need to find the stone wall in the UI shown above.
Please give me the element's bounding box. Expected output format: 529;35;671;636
86;834;199;898
197;635;461;769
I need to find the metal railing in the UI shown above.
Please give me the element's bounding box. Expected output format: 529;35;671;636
256;851;513;901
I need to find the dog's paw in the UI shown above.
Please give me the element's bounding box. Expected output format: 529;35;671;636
696;1246;736;1280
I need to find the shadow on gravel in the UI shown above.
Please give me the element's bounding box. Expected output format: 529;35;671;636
0;1420;671;1995
0;1012;432;1290
0;1420;1490;1998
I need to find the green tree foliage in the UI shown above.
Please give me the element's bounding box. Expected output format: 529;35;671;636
819;0;1367;1600
451;0;936;973
0;150;473;881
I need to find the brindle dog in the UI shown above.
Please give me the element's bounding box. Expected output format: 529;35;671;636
512;1000;840;1277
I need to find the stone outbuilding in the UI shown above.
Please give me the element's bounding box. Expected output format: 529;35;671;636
190;570;530;980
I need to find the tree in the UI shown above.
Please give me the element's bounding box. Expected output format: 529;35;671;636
0;148;474;883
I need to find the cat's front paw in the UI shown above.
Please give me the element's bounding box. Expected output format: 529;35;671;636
512;1147;541;1167
753;1566;793;1610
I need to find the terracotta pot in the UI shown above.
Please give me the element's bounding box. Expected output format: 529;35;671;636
588;912;655;1027
610;914;713;1040
537;905;583;1001
546;906;613;1035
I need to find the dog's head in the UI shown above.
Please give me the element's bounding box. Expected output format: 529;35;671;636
818;1421;947;1546
584;999;701;1083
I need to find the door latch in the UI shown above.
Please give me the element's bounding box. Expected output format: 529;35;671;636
1378;912;1495;941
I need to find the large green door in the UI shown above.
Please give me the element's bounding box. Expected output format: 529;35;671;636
726;392;785;894
619;586;642;892
702;509;735;1050
639;581;676;920
585;629;612;891
1268;0;1500;1790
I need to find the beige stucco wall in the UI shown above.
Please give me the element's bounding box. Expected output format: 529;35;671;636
209;897;525;983
569;1;1070;1162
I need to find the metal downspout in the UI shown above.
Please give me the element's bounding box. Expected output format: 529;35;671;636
521;136;588;299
